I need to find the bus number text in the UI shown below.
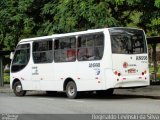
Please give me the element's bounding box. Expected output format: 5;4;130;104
89;63;100;68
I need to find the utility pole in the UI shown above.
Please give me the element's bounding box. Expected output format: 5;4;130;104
151;43;157;81
0;50;11;87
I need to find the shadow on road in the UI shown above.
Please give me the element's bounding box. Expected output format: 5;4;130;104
25;91;160;100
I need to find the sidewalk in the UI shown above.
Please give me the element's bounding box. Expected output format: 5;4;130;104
0;84;160;97
115;85;160;97
0;84;12;93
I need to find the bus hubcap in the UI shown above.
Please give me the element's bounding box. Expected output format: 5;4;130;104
68;86;75;96
16;85;22;92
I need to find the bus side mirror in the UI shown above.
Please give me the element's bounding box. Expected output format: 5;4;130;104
10;52;14;60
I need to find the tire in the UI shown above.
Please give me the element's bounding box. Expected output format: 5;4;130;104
66;81;77;99
13;81;26;97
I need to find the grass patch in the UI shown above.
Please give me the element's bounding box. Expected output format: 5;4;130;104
4;73;10;84
149;65;160;73
149;65;160;81
156;73;160;81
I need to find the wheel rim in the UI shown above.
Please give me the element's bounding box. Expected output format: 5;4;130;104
68;85;75;96
16;85;22;93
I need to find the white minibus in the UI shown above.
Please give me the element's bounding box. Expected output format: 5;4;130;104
10;27;149;98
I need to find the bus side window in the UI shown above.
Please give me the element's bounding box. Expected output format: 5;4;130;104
77;33;104;61
54;37;76;62
54;40;59;50
94;34;104;60
66;49;76;62
77;37;88;60
33;40;53;63
77;48;88;60
87;48;95;60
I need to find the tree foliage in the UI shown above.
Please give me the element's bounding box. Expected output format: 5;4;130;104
0;0;160;50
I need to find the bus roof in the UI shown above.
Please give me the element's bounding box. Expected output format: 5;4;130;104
19;27;143;43
19;28;108;43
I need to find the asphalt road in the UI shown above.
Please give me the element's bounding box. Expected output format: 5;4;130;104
0;89;160;114
0;86;160;120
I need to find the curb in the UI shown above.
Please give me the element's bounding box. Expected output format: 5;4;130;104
0;89;12;93
0;85;160;97
151;82;160;85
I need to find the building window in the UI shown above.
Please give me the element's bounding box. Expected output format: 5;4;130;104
33;40;53;63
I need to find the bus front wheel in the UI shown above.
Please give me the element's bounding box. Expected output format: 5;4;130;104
13;81;26;97
66;81;77;99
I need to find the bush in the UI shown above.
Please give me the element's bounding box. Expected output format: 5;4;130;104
4;69;10;73
4;73;10;84
156;73;160;81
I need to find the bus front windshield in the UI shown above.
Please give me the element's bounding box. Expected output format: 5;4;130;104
109;28;147;54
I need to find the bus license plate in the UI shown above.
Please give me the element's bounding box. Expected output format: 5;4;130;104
128;68;136;73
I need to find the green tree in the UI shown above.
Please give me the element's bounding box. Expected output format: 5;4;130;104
0;0;160;51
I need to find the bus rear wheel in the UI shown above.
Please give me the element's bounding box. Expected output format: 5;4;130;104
66;81;77;99
13;81;26;96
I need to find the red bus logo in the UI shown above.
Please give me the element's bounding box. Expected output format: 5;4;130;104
123;62;128;68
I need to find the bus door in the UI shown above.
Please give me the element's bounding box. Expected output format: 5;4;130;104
11;43;33;90
31;64;54;90
77;60;101;90
31;40;54;90
76;33;104;90
31;65;40;90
